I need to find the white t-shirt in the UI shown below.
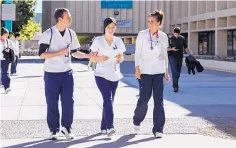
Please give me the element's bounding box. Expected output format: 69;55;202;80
10;39;19;56
0;39;15;60
38;26;80;73
90;36;126;82
135;29;169;74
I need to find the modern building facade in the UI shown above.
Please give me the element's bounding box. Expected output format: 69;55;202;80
42;1;236;58
170;1;236;57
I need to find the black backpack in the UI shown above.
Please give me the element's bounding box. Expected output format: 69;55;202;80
2;39;15;63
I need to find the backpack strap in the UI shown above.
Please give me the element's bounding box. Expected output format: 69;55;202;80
6;39;9;48
48;27;53;51
68;28;72;44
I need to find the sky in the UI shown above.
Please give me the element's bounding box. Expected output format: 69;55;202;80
35;0;42;13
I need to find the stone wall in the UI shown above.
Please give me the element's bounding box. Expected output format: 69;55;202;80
20;40;39;56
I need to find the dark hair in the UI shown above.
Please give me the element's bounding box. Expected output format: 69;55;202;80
54;8;69;22
174;27;181;33
103;17;117;34
1;27;9;36
148;10;164;25
15;32;20;38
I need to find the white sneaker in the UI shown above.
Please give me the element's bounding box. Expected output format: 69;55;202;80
133;125;140;134
100;130;107;134
0;85;3;88
107;128;115;137
61;127;75;140
154;132;163;138
48;132;59;140
5;88;11;94
11;73;18;76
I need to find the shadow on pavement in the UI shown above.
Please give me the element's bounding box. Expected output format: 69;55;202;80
4;134;157;148
88;134;156;148
82;61;236;139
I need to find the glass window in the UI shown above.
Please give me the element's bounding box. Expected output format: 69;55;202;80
233;31;236;56
198;32;215;55
227;30;236;57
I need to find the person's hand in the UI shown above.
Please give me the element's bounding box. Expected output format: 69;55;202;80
165;73;170;82
115;54;123;63
135;67;141;79
4;48;10;53
58;48;69;56
89;55;96;62
172;47;178;51
101;55;109;61
87;54;93;59
90;51;98;56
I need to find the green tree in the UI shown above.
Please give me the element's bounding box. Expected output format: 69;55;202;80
1;0;36;33
77;35;91;45
13;0;36;33
20;19;40;40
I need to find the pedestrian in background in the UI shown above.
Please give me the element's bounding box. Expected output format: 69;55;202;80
10;32;20;76
168;27;190;92
1;27;15;93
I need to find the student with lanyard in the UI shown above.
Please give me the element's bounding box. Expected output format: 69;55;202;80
89;17;126;137
38;8;90;140
1;27;15;93
133;10;170;138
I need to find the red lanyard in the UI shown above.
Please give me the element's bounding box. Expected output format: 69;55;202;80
149;30;159;50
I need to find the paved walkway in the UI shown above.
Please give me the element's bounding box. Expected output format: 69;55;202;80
1;61;236;147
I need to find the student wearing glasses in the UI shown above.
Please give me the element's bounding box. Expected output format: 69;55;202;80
133;10;170;138
89;17;126;137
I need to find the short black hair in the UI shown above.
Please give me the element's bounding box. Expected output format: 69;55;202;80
54;8;69;22
1;27;9;36
103;17;117;34
149;10;164;25
15;32;20;38
174;27;181;34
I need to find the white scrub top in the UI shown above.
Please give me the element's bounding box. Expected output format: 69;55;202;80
135;29;169;75
38;26;80;73
90;36;126;82
10;39;20;56
0;39;15;60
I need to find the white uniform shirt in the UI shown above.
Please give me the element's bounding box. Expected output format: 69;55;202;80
10;39;20;56
0;39;15;60
135;29;169;74
38;26;80;73
90;36;126;82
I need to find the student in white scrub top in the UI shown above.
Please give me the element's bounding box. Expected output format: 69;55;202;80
89;17;126;137
10;32;20;76
1;27;14;93
133;10;170;138
38;8;90;140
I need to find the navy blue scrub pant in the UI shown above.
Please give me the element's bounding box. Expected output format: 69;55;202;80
169;56;183;89
133;74;165;134
1;60;10;90
11;55;18;74
95;76;118;130
44;70;74;132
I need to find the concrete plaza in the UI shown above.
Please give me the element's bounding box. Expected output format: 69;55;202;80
1;60;236;147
